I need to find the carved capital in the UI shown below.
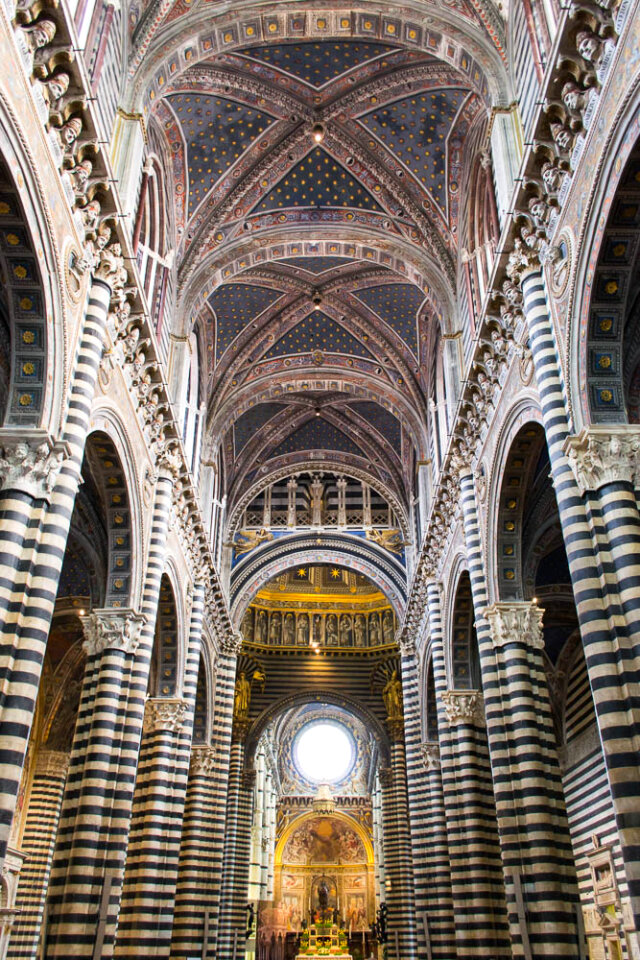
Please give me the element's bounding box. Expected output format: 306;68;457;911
505;239;541;286
397;631;416;657
94;240;127;289
190;745;216;776
420;741;440;771
564;427;640;494
222;632;244;656
483;602;544;651
35;749;70;780
143;697;188;733
441;689;485;726
81;608;146;657
0;431;69;500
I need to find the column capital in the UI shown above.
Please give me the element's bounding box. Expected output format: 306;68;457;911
420;741;441;771
242;767;257;791
143;696;188;733
222;631;243;656
81;608;146;656
190;745;216;776
0;429;70;500
505;239;541;286
397;631;416;657
483;601;544;650
35;749;70;779
442;689;485;726
564;426;640;494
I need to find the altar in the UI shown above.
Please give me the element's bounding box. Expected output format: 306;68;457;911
296;921;352;958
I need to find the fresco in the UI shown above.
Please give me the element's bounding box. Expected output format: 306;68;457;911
282;816;366;865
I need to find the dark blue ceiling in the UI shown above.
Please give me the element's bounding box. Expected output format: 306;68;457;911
359;89;468;207
234;402;285;454
237;41;398;88
209;283;284;359
167;94;276;215
354;282;425;357
280;256;356;274
263;312;374;360
349;401;402;454
253;148;383;213
269;417;365;459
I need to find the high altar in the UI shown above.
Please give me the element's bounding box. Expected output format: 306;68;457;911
296;921;351;958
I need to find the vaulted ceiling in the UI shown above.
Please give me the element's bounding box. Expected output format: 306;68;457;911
135;3;507;521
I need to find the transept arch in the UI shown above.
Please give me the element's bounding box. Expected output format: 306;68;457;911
230;536;407;623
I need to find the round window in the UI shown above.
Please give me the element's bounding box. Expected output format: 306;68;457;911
294;721;355;784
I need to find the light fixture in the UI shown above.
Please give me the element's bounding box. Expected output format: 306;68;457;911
315;407;321;417
312;122;325;143
312;289;323;306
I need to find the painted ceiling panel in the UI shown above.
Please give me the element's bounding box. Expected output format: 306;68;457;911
254;148;383;213
279;256;356;274
167;93;276;215
263;312;374;360
269;417;365;459
359;89;468;208
354;282;425;357
237;41;398;88
234;402;285;455
349;401;402;453
209;283;284;359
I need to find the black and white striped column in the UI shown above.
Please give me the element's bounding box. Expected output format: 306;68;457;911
379;735;418;960
0;260;122;870
422;581;456;959
399;636;434;959
115;581;206;957
517;258;640;934
441;686;511;957
177;636;238;959
6;750;69;960
482;600;581;957
47;467;174;958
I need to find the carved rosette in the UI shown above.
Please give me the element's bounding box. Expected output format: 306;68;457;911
563;427;640;495
420;741;440;772
441;690;485;727
35;749;70;780
81;609;146;657
190;746;216;777
0;432;69;500
143;697;188;734
483;602;544;651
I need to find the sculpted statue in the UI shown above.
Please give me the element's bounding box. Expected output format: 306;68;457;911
369;613;381;644
297;614;309;645
382;670;403;720
354;614;366;647
365;527;407;555
229;528;274;556
256;609;267;643
284;613;295;645
269;612;282;644
382;610;395;644
233;671;251;720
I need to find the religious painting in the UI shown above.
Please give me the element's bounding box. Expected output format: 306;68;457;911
345;894;367;931
282;816;366;864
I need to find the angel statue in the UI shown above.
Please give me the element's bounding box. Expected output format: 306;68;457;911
227;528;274;556
365;528;408;555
